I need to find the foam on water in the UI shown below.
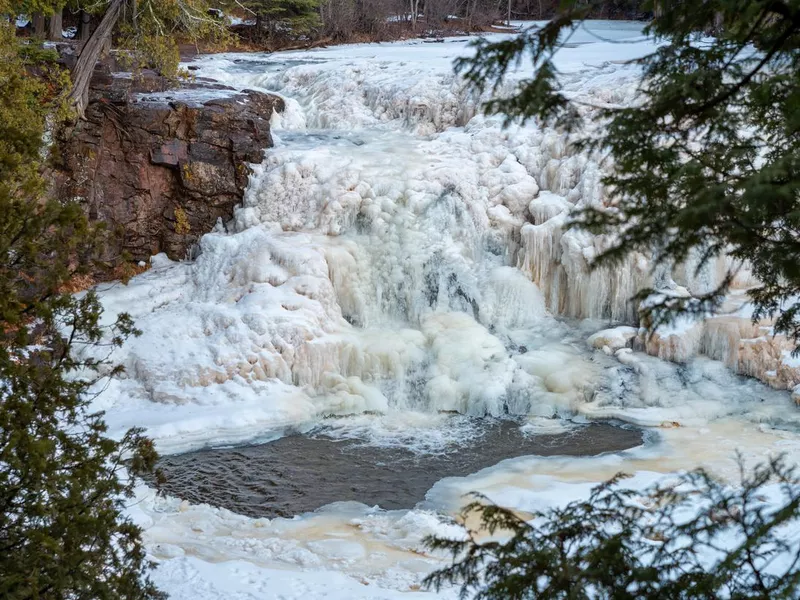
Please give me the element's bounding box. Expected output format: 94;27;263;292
310;413;489;454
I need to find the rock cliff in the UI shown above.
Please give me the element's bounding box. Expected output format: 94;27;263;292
55;68;284;266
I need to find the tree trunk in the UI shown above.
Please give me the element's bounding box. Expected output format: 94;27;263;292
78;11;92;41
69;0;125;118
33;13;46;36
467;0;477;29
48;8;63;41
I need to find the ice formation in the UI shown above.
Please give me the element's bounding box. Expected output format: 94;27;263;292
81;22;800;599
88;22;800;455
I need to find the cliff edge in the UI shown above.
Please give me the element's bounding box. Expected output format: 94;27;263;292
55;67;284;266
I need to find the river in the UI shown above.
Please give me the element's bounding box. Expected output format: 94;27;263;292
87;22;800;599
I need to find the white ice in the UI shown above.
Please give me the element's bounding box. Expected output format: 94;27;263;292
82;21;800;599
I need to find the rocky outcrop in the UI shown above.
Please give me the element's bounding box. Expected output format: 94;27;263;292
55;69;284;265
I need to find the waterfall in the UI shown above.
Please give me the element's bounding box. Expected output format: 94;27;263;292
90;33;799;454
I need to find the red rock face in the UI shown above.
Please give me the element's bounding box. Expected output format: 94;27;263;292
54;69;284;267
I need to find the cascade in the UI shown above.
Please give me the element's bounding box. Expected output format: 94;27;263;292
90;32;800;454
81;28;800;599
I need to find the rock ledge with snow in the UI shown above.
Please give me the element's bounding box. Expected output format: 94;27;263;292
54;67;285;266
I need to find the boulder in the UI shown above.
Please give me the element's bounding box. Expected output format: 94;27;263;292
587;326;638;354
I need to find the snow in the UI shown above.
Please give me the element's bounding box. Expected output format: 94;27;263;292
130;484;463;597
137;420;800;599
134;86;242;107
228;17;257;26
587;325;638;353
784;349;800;369
80;22;800;599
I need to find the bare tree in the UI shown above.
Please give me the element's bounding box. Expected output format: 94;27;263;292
68;0;125;117
409;0;420;30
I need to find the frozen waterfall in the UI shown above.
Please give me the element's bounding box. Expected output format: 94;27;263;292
90;24;799;454
91;26;800;600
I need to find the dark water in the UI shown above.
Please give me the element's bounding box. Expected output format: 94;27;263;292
153;419;643;519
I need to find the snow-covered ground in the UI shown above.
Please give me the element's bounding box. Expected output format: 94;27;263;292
85;22;800;598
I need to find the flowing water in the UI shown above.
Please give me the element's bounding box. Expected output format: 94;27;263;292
153;419;643;518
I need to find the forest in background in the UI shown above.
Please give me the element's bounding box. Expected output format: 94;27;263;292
14;0;651;52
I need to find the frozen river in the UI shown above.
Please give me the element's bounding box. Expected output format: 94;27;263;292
86;22;800;599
